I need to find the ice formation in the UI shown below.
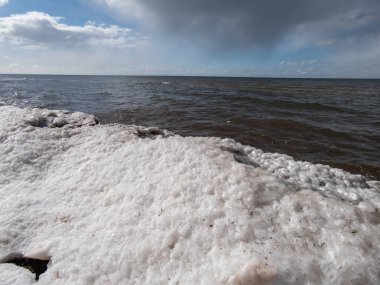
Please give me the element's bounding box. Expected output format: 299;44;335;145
0;105;379;284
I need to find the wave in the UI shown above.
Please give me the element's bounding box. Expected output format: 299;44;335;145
0;105;379;284
0;77;28;81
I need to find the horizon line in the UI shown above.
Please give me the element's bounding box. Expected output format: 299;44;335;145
1;73;379;80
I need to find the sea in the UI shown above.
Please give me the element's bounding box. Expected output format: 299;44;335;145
0;74;379;179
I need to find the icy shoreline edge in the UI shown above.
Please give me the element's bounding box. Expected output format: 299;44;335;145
0;105;379;284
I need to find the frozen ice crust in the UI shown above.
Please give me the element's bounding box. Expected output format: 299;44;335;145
0;106;379;284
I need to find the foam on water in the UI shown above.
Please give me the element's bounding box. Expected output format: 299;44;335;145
0;105;379;284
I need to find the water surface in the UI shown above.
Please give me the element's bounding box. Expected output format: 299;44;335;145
1;74;379;179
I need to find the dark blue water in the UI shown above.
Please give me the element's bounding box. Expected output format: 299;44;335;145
1;74;379;179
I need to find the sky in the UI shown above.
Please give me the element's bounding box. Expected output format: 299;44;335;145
0;0;379;78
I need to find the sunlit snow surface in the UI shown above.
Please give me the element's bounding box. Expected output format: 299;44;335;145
0;105;379;285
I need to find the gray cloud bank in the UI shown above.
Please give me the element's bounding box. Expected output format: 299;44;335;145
97;0;380;50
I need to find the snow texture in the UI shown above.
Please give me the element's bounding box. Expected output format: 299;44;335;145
0;264;36;285
0;105;379;284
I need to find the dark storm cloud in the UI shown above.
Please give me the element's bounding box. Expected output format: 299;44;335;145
105;0;380;50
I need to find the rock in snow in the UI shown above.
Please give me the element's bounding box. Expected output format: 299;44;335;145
0;106;379;284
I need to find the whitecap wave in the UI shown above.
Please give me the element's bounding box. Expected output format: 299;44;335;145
0;77;27;81
0;105;379;284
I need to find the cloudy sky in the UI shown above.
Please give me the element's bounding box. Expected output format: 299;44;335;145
0;0;379;77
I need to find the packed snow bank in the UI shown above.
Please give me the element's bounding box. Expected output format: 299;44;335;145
0;105;379;284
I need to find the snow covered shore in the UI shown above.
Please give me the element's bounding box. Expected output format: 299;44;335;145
0;105;379;284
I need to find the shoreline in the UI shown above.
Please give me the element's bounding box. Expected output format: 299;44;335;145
1;105;379;284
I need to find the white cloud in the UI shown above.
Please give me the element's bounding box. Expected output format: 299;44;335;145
0;11;147;49
0;0;9;7
8;62;19;67
280;60;318;66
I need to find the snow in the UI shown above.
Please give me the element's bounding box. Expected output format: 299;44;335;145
0;264;36;285
0;105;379;284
